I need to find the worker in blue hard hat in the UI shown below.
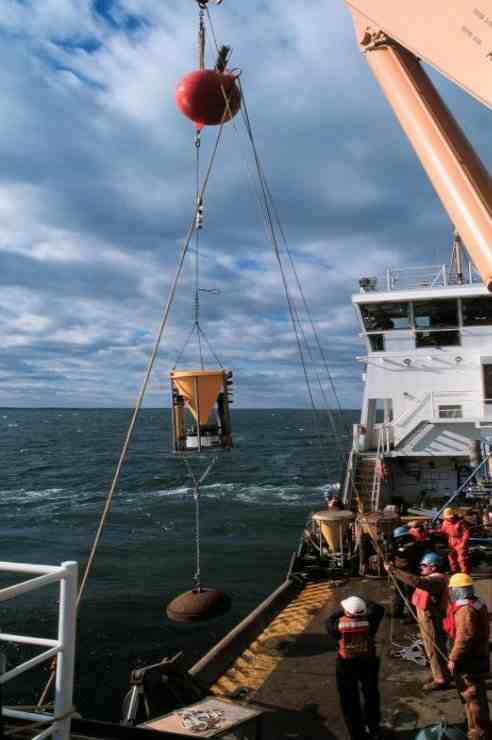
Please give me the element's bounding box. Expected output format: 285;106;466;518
385;551;450;691
388;525;430;623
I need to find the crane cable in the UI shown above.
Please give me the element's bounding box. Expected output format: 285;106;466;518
263;177;350;443
238;84;331;476
182;455;219;590
37;114;227;710
173;4;224;371
204;11;340;475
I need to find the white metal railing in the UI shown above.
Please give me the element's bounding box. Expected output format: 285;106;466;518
0;561;78;740
342;446;356;506
371;425;391;510
358;263;482;293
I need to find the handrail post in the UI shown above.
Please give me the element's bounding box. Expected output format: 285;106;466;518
53;562;78;740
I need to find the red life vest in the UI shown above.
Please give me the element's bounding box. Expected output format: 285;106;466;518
443;598;483;640
338;615;371;658
408;527;428;544
411;573;447;612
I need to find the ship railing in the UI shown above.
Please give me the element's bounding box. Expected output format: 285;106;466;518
342;445;357;507
371;425;391;511
358;263;482;293
0;560;78;740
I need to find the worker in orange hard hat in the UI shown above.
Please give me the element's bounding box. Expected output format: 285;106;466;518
439;507;470;574
444;574;490;739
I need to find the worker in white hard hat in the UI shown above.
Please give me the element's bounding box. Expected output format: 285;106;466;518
326;595;385;740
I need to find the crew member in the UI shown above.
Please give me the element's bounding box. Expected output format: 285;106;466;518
386;552;449;691
328;495;343;511
440;507;470;574
327;595;385;740
388;526;429;622
444;573;490;739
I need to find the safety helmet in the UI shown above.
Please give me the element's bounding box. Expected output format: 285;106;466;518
420;552;443;568
393;526;408;539
341;596;367;616
415;723;466;739
443;507;456;519
449;573;473;588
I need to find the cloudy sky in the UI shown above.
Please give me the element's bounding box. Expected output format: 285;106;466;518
1;0;491;409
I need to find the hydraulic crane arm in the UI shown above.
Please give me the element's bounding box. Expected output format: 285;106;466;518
345;1;492;289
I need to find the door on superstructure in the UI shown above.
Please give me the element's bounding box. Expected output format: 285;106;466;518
483;365;492;419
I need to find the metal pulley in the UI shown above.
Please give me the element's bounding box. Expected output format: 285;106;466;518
166;588;231;623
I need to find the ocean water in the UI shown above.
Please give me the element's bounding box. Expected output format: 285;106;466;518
0;408;355;721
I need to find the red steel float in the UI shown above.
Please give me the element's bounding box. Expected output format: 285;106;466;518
175;69;241;130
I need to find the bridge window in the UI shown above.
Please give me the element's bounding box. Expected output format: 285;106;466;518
438;404;463;419
360;302;410;331
462;296;492;326
413;299;458;329
368;334;385;351
416;330;460;348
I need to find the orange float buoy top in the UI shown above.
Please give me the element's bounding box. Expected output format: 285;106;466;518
175;69;241;129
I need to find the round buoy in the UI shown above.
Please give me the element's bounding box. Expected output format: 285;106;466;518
175;69;241;129
166;588;231;623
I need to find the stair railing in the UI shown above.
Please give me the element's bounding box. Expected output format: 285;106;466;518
371;424;392;511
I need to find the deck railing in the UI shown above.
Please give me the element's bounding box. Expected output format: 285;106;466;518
358;263;482;293
0;560;78;740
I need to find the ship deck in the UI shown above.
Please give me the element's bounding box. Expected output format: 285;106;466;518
207;575;492;739
4;576;492;740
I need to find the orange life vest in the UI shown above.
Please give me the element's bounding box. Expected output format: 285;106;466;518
443;598;484;640
411;573;447;612
338;614;371;659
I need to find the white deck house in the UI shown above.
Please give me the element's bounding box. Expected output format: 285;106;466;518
344;263;492;509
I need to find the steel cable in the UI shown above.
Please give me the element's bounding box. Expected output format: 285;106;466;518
37;117;227;709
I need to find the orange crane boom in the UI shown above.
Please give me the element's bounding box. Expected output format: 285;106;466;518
344;1;492;289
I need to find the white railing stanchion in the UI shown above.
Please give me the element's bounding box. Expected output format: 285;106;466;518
54;561;78;740
0;560;78;740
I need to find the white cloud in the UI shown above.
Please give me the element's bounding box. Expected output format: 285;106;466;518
0;1;488;408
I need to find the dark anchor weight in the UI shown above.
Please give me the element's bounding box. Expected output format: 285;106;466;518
166;588;231;623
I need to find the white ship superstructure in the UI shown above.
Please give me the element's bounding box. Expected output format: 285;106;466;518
344;258;492;511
